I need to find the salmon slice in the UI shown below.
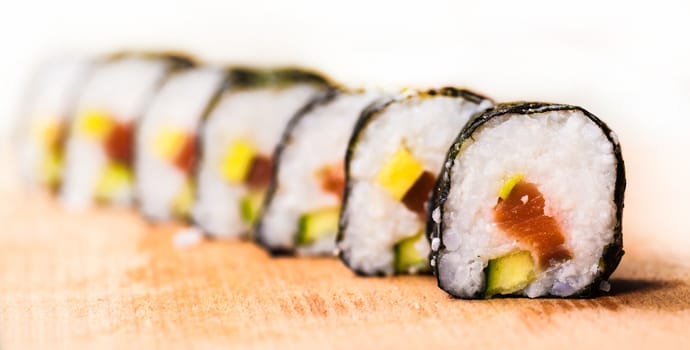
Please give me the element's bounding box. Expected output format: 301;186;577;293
246;155;273;189
402;171;436;216
317;163;345;200
494;180;572;268
173;135;197;174
104;122;134;165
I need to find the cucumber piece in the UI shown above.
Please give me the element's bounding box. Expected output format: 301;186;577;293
376;146;424;200
394;231;429;273
240;191;265;225
296;207;340;246
171;180;194;219
39;148;62;188
94;162;133;200
485;250;536;298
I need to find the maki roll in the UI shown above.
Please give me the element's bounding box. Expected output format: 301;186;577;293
192;68;330;238
135;66;228;222
337;88;493;275
429;103;625;298
256;88;383;255
17;56;92;191
60;53;193;209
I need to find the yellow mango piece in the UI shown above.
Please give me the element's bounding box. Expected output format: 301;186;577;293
377;146;424;200
153;127;187;161
485;250;536;298
220;139;256;184
76;109;113;141
31;119;61;147
171;180;195;218
38;149;62;187
498;173;524;200
95;163;133;200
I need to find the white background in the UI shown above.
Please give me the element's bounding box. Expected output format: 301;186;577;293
0;0;688;256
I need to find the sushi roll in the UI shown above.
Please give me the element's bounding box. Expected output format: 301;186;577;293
256;88;384;255
192;68;331;238
429;103;625;298
337;88;493;275
135;66;228;222
60;53;193;209
17;56;92;191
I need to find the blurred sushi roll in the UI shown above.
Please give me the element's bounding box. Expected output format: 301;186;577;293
337;88;493;275
60;52;194;209
192;68;331;238
135;65;228;222
256;88;384;255
17;56;93;191
429;103;625;298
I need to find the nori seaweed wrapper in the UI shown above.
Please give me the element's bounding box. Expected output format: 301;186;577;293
104;52;197;208
106;50;196;71
189;66;334;236
222;66;333;91
14;57;96;193
428;102;625;298
198;67;334;122
254;87;342;254
336;87;493;276
135;66;233;224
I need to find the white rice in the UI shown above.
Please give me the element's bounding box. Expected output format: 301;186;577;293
259;91;382;254
60;57;172;210
338;92;493;275
18;56;92;189
173;227;204;249
136;67;225;221
436;109;618;297
192;83;323;238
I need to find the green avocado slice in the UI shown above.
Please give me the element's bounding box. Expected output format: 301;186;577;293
394;231;429;274
485;250;536;298
240;191;265;225
296;207;340;246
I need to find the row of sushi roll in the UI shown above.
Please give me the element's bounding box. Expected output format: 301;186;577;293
16;52;625;299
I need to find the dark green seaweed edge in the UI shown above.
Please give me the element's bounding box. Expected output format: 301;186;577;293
189;68;333;238
77;53;197;207
33;53;191;198
106;51;197;71
217;66;332;92
135;66;235;224
254;87;342;254
428;102;626;299
14;57;98;194
336;87;494;276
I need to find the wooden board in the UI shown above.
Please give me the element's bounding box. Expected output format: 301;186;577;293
1;191;689;349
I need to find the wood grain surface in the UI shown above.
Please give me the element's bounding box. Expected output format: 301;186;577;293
1;190;689;349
